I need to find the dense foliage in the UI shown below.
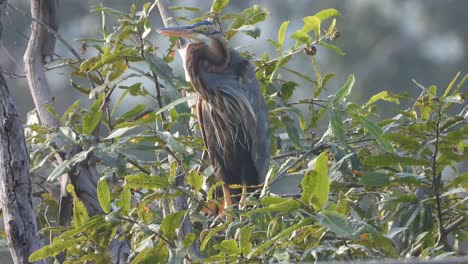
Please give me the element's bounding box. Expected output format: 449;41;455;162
24;1;467;263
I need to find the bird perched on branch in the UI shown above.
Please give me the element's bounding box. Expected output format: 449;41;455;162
158;20;270;214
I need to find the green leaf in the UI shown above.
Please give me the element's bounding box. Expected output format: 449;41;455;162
155;96;195;116
357;116;393;153
170;6;201;12
214;239;240;255
105;126;138;140
226;5;269;40
118;83;146;96
445;172;468;189
302;16;320;39
290;29;311;45
363;91;400;108
161;211;185;239
235;24;261;38
248;218;313;257
200;223;228;251
131;241;169;264
280;81;297;101
117;104;147;122
119;185;131;213
211;0;229;13
318;41;345;55
383;194;418;204
70;80;91;95
314;8;341;21
317;210;355;239
329;110;346;145
281;114;302;149
97;178;111;214
443;72;460;97
187;170;203;192
301;152;329;211
278;20;289;48
125;173;169;189
332;74;355;107
239;225;253;255
82;93;104;135
359;172;390;187
44;104;62;122
61;100;81;123
48;160;71;181
359;233;397;258
252;197;301;214
182;233;196;249
29;236;86;261
67;184;89;228
363;154;427;167
441;94;464;104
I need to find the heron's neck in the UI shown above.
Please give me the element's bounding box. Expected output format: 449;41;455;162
187;39;230;74
184;39;230;100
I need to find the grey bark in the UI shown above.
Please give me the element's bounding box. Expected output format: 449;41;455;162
0;1;48;262
22;1;129;263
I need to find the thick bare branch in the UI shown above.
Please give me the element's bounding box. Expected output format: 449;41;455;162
23;0;60;127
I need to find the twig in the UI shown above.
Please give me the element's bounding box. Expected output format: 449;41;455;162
272;142;328;185
7;2;82;61
442;196;468;214
126;158;151;175
432;101;445;245
151;71;167;122
409;215;464;256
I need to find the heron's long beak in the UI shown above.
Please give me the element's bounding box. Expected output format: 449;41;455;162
157;25;198;39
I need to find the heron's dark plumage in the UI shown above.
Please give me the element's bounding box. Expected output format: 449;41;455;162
159;21;270;200
196;49;270;187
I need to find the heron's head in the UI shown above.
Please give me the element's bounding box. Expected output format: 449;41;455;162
157;21;223;48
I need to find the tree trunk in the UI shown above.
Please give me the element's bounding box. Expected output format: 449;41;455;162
0;2;48;262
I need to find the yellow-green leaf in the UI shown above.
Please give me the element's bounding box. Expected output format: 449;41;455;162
67;184;89;228
239;225;253;255
200;223;228;251
214;239;240;255
97;178;111;214
302;16;321;39
317;210;355;238
363;91;400;108
332;74;355;107
278;20;289;48
314;8;341;22
290;29;311;45
187;170;203;192
119;185;131;214
161;211;185;239
124;173;169;189
211;0;229;13
301;152;329;211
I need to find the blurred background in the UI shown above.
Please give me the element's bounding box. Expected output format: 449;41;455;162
2;0;467;120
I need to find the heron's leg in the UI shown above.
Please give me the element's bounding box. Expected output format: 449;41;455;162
222;184;233;221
